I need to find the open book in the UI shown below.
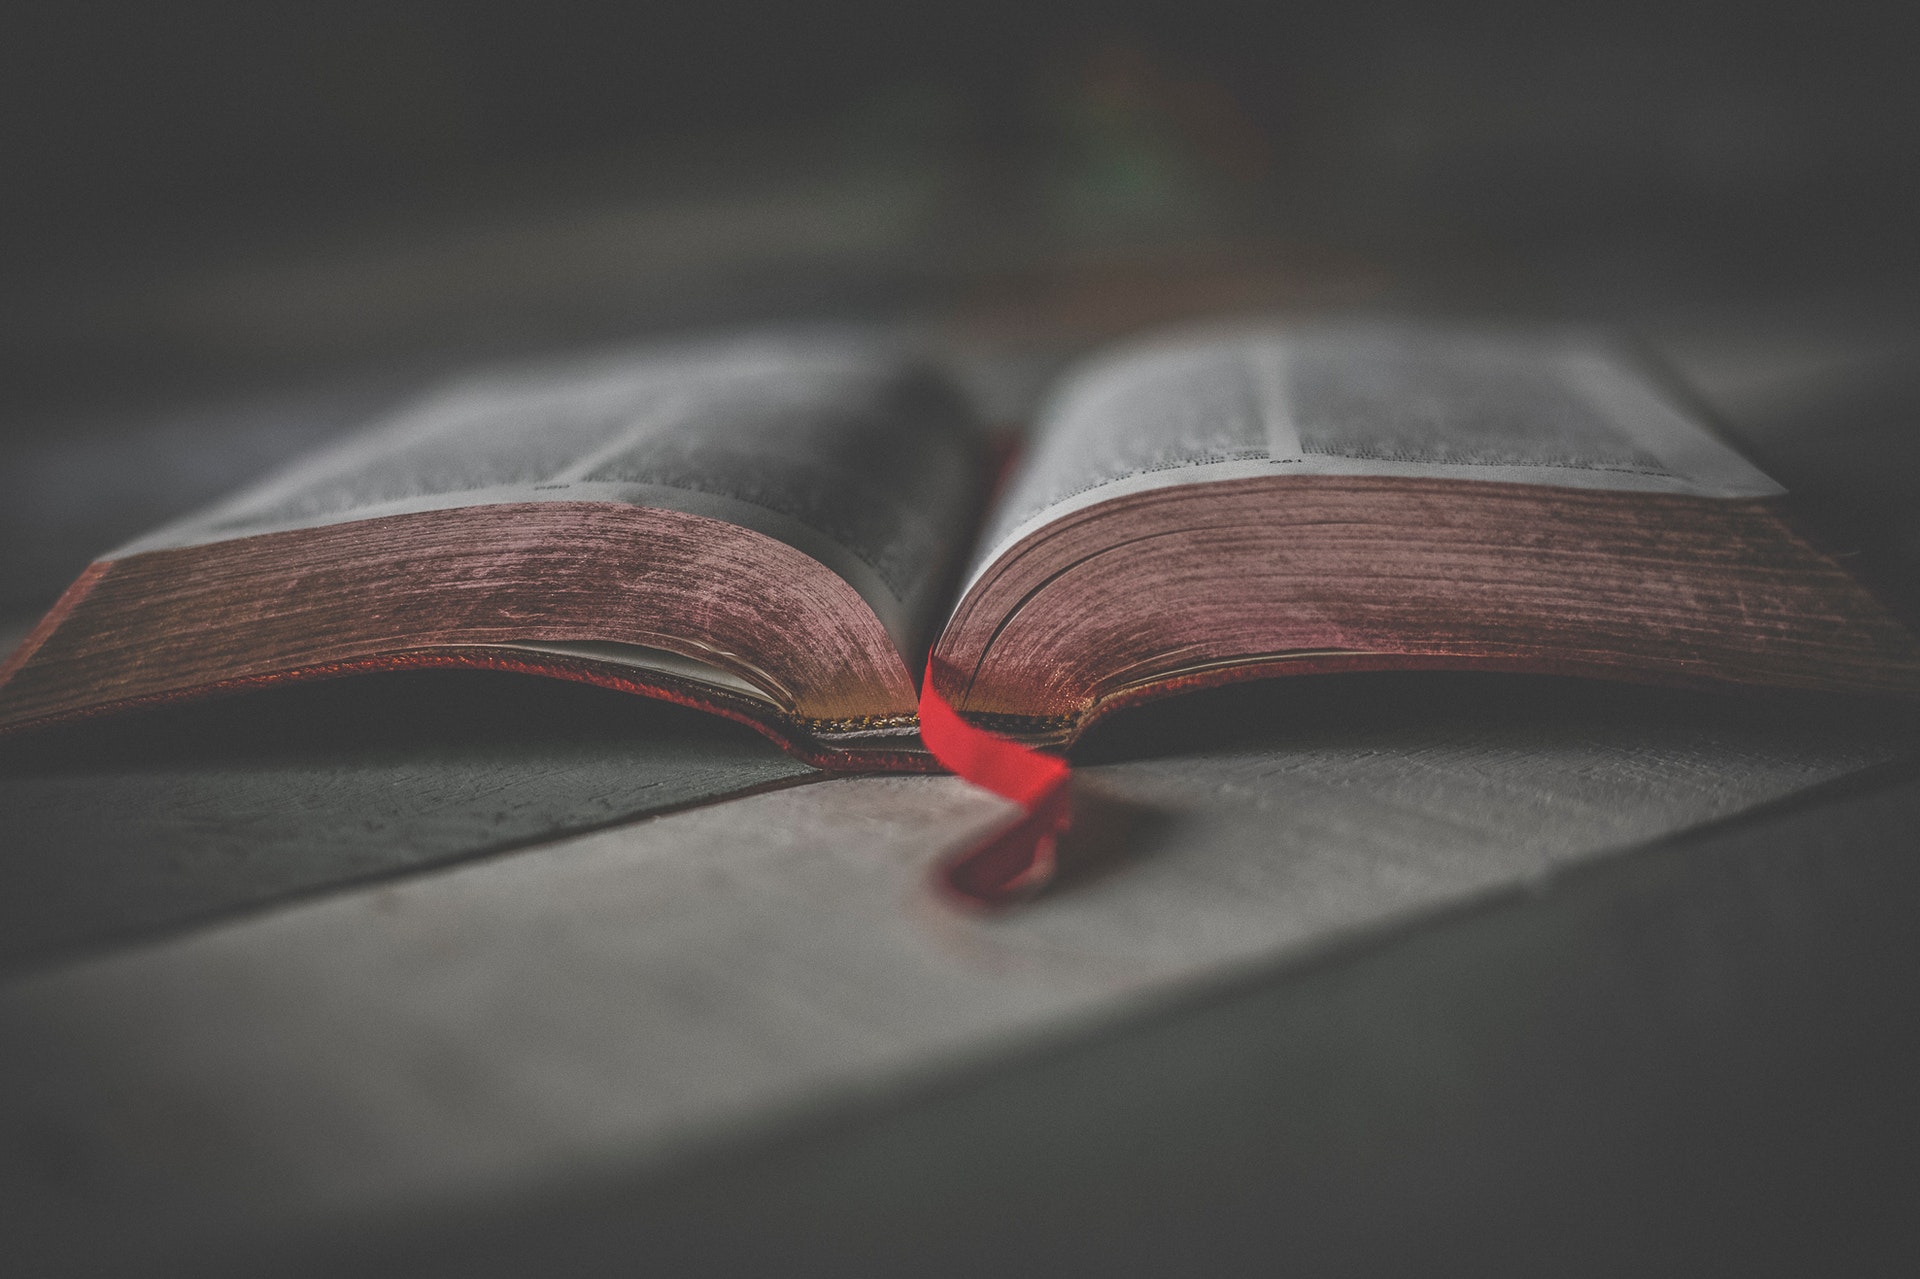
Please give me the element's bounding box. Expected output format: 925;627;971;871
5;323;1919;772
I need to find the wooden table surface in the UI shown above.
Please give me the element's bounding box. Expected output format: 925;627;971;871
2;672;1914;1275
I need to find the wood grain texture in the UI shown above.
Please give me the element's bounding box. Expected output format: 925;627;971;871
0;675;1908;1272
384;761;1920;1279
0;671;817;973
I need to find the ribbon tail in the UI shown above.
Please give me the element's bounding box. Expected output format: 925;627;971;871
918;656;1074;905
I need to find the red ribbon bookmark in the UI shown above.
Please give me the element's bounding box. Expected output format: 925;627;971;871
919;657;1074;905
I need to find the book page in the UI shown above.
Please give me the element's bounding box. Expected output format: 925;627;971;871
116;333;988;656
966;323;1782;589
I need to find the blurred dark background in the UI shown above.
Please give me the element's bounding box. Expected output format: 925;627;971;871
9;2;1919;265
3;0;1919;610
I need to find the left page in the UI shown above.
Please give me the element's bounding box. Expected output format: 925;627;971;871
116;331;990;662
0;332;992;760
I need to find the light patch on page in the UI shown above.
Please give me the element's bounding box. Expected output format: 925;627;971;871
1284;332;1671;475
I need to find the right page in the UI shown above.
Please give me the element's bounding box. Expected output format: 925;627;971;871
965;322;1781;594
938;321;1920;736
